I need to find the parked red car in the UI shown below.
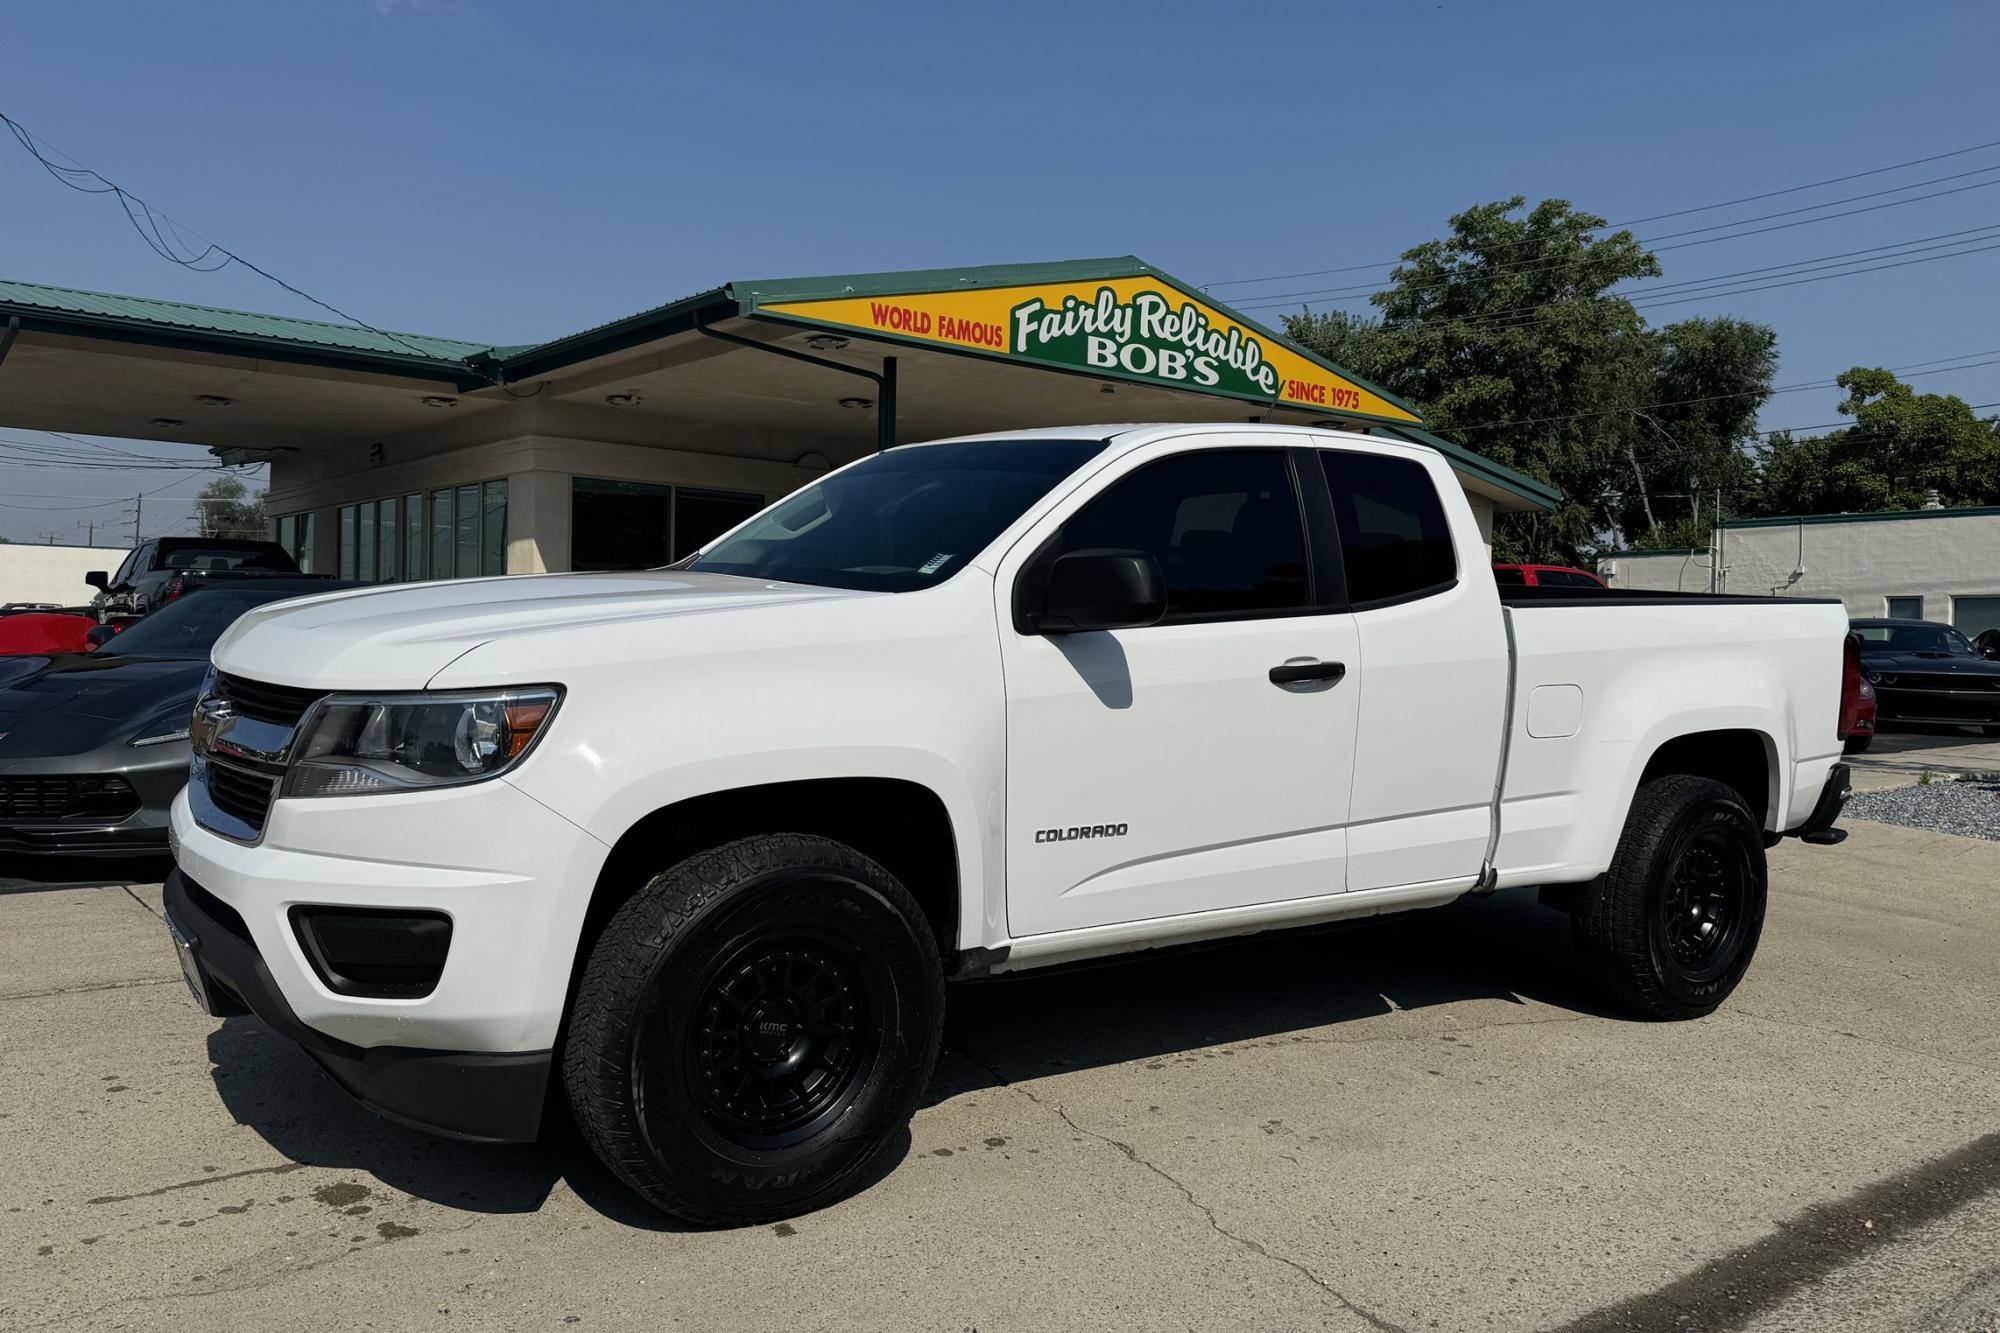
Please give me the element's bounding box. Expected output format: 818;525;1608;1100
1492;564;1607;589
0;612;97;655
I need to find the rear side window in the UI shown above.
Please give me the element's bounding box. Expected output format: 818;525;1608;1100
1320;451;1456;606
1060;449;1308;620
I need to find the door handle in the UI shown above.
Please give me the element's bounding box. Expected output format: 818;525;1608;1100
1269;659;1346;689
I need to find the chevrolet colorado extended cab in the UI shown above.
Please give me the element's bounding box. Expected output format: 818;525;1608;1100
162;424;1859;1225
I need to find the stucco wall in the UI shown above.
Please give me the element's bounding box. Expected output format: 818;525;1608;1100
0;543;131;606
1598;510;2000;633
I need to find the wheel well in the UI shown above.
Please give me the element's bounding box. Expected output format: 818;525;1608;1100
1639;729;1775;828
575;778;961;977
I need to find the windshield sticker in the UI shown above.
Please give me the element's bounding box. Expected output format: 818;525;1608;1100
918;553;952;575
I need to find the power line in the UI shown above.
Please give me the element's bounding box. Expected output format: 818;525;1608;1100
1453;354;2000;434
0;109;447;364
1258;233;2000;340
1235;220;2000;308
1202;135;2000;290
1231;172;2000;315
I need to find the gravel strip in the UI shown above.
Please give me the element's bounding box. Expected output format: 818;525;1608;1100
1844;780;2000;841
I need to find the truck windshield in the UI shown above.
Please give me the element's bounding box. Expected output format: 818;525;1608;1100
687;439;1106;592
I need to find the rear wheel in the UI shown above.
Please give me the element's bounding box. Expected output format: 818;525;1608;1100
1573;775;1767;1019
563;834;944;1226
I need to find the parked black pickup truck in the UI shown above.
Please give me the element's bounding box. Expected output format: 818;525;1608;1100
86;538;300;623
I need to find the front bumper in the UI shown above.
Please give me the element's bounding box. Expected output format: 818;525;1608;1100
1873;686;2000;726
164;869;550;1142
164;776;611;1142
0;751;186;856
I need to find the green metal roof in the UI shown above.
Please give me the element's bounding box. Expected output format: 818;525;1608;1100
1718;505;2000;529
0;278;492;366
0;259;1553;510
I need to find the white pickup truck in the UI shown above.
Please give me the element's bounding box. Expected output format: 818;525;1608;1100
163;423;1862;1225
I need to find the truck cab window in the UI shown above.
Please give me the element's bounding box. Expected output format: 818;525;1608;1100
1320;451;1456;607
1059;449;1307;619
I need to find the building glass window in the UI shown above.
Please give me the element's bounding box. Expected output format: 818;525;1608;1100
356;500;377;582
404;494;424;581
376;495;398;582
338;505;357;580
335;482;504;583
482;480;508;576
1886;595;1924;620
431;489;454;579
571;477;763;571
455;484;479;579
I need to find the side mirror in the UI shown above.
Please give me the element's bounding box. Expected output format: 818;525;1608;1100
84;570;109;591
85;624;120;650
1030;549;1166;634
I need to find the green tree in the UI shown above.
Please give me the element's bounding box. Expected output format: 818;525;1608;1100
1753;370;2000;515
1285;197;1778;563
195;475;268;539
1616;317;1776;544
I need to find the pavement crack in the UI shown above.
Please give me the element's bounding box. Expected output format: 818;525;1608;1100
122;885;164;920
0;976;180;1003
1731;1008;2000;1076
949;1041;1411;1333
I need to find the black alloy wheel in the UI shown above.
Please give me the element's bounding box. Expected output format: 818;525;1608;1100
564;833;943;1226
1573;774;1769;1019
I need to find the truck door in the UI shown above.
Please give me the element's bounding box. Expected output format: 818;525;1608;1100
1315;444;1508;892
998;443;1362;938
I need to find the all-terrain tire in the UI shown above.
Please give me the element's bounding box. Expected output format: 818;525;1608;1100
1572;775;1767;1020
563;833;944;1226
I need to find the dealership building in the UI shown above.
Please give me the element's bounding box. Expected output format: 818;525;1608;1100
0;257;1557;580
1599;505;2000;638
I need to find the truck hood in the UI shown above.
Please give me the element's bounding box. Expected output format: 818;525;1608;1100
211;570;872;689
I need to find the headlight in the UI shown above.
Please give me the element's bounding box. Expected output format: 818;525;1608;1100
129;701;194;747
280;688;561;799
1864;670;1882;684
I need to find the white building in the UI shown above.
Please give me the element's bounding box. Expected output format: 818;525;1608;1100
1598;506;2000;637
0;541;132;608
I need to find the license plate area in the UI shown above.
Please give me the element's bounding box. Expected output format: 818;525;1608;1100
165;916;215;1015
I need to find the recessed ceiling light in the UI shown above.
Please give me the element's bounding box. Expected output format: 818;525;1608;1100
150;417;185;428
838;396;873;410
193;394;233;408
421;395;458;408
805;334;850;352
604;392;642;406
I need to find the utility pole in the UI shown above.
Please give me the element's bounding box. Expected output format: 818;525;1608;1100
1709;486;1723;594
131;492;142;545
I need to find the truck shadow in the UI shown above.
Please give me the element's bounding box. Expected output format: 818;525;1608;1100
929;886;1611;1104
206;888;1600;1230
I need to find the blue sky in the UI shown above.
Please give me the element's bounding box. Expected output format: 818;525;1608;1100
3;0;1997;542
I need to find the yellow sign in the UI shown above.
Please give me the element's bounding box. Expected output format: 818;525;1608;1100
759;277;1418;423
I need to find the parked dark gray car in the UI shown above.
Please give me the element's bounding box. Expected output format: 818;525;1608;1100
0;579;358;855
1850;617;2000;734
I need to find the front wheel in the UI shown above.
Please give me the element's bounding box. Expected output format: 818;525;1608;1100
563;834;943;1226
1843;733;1874;754
1572;775;1767;1020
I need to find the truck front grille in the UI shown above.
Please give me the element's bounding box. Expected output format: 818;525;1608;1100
203;757;280;833
0;775;140;823
215;673;326;728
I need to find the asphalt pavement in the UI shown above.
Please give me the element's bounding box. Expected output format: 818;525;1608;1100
2;815;1997;1333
